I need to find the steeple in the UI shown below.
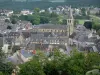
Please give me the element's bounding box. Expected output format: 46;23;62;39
69;6;73;19
67;6;74;36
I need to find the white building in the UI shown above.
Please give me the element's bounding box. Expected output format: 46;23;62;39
21;10;33;15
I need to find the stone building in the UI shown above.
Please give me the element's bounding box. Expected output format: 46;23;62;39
2;6;74;53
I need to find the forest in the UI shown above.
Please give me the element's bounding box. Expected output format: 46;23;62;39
0;0;100;10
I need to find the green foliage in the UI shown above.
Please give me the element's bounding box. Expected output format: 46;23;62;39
34;8;40;13
65;50;86;75
18;60;45;75
84;52;100;71
90;15;100;31
12;10;60;25
5;19;10;23
0;0;100;10
84;21;92;30
18;49;100;75
0;62;14;75
11;18;17;24
0;49;14;75
40;16;49;24
81;8;86;16
0;48;5;62
74;15;90;19
7;26;12;29
44;49;68;75
0;72;3;75
92;23;100;31
62;19;67;25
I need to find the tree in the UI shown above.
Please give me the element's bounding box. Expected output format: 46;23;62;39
81;8;86;16
5;19;10;23
10;15;19;20
84;52;100;71
44;48;68;75
11;18;17;24
40;16;49;24
32;19;40;25
0;72;3;75
32;15;40;25
92;22;100;31
18;49;100;75
63;50;100;75
18;60;45;75
19;15;28;21
34;8;40;14
62;19;67;25
50;12;58;18
0;48;14;75
40;11;50;24
0;48;5;62
64;50;86;75
7;26;12;30
84;21;92;30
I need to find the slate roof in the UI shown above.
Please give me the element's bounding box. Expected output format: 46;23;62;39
26;43;35;50
95;39;100;52
8;53;23;65
43;32;53;37
87;37;97;42
0;33;3;37
78;45;94;52
0;37;3;47
69;32;76;38
34;44;66;50
33;24;67;29
21;50;33;58
77;35;88;42
7;32;20;37
5;38;15;45
22;32;31;38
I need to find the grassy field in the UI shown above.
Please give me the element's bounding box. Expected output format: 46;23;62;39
90;15;100;24
78;19;85;25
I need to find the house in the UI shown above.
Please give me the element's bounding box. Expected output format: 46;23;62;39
0;10;13;16
69;25;100;52
90;8;100;15
21;10;33;15
8;49;33;65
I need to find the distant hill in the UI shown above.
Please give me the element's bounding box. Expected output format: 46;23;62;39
0;0;99;10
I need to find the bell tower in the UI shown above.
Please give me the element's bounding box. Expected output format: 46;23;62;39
67;6;74;36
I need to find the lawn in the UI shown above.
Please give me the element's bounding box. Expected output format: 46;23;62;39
90;15;100;24
78;20;85;25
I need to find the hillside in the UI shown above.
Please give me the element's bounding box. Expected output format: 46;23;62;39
0;0;99;10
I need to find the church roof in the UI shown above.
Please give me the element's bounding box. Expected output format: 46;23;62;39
33;24;67;29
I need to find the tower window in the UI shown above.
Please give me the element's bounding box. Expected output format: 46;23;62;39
70;20;71;23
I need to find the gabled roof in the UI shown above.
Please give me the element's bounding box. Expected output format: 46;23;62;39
22;32;30;38
33;24;67;29
21;50;33;58
7;32;20;37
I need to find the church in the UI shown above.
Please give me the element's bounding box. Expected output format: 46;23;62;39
24;6;74;50
2;6;74;52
